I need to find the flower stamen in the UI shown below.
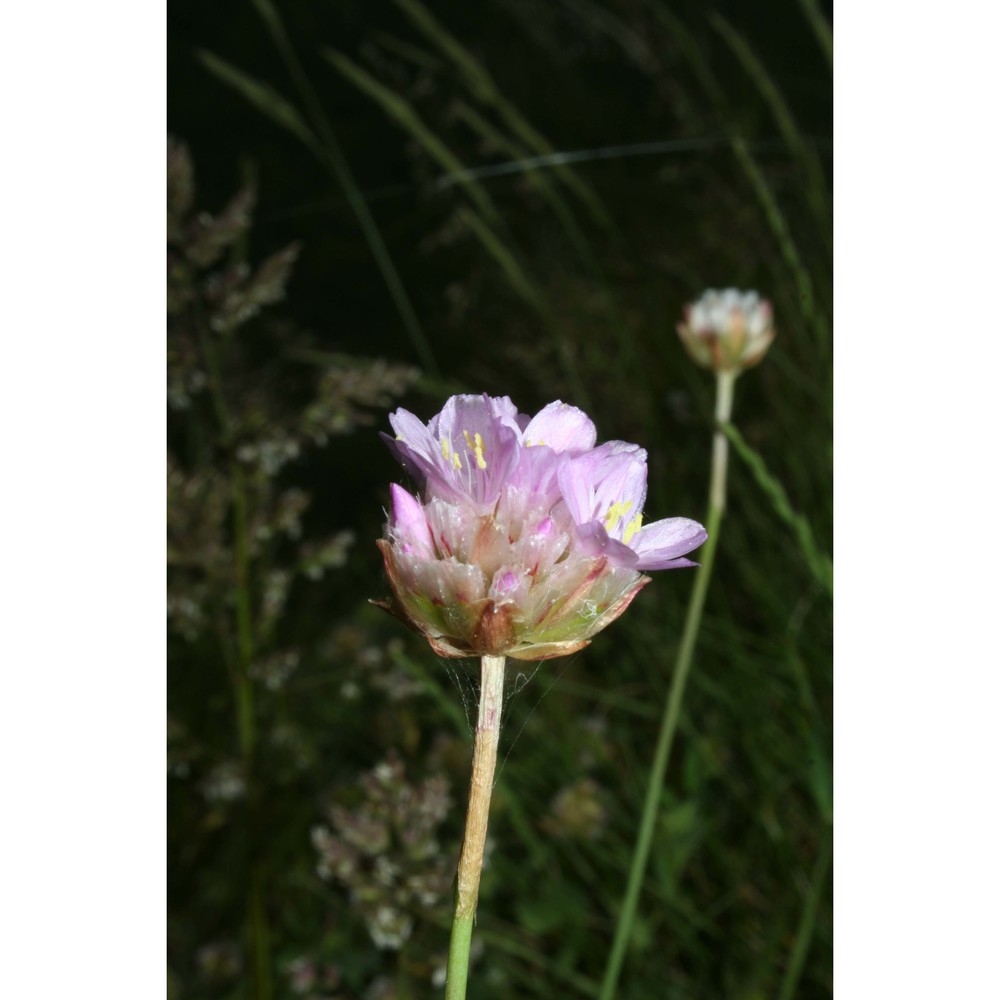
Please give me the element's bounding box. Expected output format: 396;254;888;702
604;499;633;532
623;512;643;544
463;430;488;469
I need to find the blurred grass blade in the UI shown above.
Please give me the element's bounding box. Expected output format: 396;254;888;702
458;206;543;310
392;0;613;228
722;421;832;594
709;12;831;241
389;647;468;736
372;30;446;72
797;0;833;68
778;830;832;1000
458;207;591;409
197;50;316;148
650;5;829;350
784;641;833;824
244;0;441;377
650;4;726;108
730;136;827;345
364;34;605;277
450;101;601;272
447;100;639;373
322;49;502;224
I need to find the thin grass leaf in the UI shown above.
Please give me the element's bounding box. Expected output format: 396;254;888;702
447;100;640;377
450;101;606;277
474;923;602;998
709;12;831;242
243;0;441;377
785;646;833;823
777;831;832;1000
371;30;446;73
797;0;833;68
458;207;592;409
721;421;832;594
389;647;468;736
322;49;502;224
650;4;727;108
555;0;656;72
197;50;316;148
458;206;543;310
730;135;826;343
649;7;828;350
450;104;575;223
392;0;613;228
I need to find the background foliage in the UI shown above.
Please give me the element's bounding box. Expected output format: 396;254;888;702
167;1;832;997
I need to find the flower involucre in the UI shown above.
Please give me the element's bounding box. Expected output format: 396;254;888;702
375;396;707;661
677;288;775;374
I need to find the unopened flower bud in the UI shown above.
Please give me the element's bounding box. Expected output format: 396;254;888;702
677;288;775;374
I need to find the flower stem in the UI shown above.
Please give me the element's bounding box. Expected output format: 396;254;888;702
445;654;506;1000
196;325;271;1000
777;827;832;1000
598;370;736;1000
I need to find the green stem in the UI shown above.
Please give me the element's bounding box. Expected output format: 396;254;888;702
598;370;736;1000
249;866;273;1000
777;829;832;1000
445;655;506;1000
231;462;256;764
195;322;270;1000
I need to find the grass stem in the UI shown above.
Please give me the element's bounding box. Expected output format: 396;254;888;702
777;828;832;1000
598;370;735;999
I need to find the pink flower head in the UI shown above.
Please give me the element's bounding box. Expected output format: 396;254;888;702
376;395;706;661
677;288;775;373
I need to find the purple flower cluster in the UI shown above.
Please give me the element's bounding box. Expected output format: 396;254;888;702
376;395;706;661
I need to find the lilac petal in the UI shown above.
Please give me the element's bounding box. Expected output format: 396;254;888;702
388;407;436;450
522;401;597;453
380;432;442;494
657;557;699;569
386;409;442;475
557;441;648;530
387;395;527;506
389;484;434;555
555;459;593;525
575;521;640;568
631;517;707;570
591;454;647;534
431;395;523;504
508;444;566;498
433;394;521;443
383;408;457;496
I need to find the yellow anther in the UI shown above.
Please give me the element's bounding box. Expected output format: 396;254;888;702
604;499;633;532
623;512;643;544
463;429;488;469
525;438;545;447
441;437;463;469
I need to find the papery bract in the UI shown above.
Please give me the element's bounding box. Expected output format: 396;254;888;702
375;395;707;661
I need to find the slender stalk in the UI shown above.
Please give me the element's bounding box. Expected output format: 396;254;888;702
196;323;271;1000
599;370;736;1000
445;655;506;1000
777;828;832;1000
